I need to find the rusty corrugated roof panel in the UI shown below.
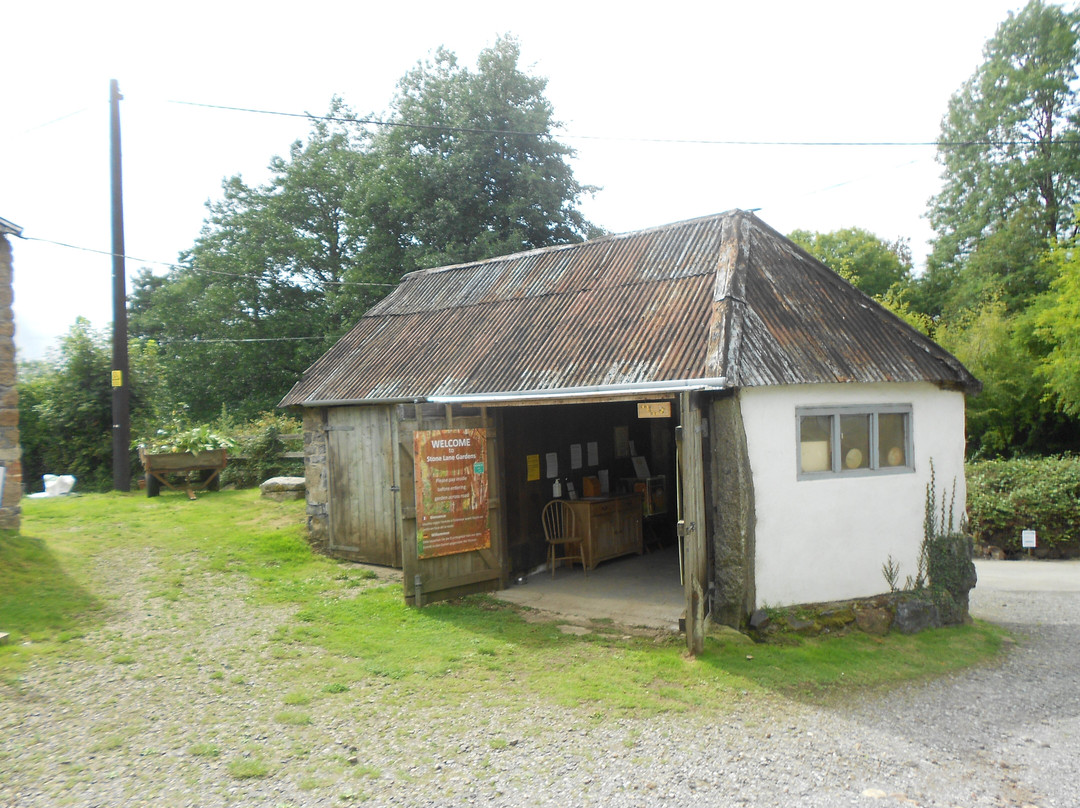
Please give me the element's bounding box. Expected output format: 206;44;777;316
280;210;978;407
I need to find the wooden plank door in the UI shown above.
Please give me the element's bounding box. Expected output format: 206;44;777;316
399;406;507;606
326;406;400;567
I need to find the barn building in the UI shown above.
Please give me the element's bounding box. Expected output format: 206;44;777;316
280;210;978;641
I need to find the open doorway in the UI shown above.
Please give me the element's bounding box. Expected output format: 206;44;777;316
494;399;684;627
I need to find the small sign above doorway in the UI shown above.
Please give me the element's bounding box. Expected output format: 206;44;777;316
637;401;672;419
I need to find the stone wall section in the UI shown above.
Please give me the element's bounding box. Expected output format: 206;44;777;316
706;392;755;628
0;234;20;530
302;407;329;552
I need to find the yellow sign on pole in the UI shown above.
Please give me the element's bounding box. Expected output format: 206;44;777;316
111;370;123;387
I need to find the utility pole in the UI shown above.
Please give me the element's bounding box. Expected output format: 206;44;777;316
110;79;131;491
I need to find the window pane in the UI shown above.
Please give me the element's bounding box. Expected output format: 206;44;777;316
840;414;870;470
800;415;832;472
878;412;908;467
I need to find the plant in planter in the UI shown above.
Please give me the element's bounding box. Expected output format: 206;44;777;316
135;422;236;497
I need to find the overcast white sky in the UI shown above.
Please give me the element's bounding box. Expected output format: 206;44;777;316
1;0;1033;359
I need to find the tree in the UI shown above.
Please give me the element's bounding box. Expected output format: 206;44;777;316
361;35;600;276
1036;237;1080;416
129;100;378;422
924;0;1080;316
788;227;913;299
18;319;164;491
132;40;599;422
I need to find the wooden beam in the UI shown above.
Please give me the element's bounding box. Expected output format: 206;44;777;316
679;391;708;656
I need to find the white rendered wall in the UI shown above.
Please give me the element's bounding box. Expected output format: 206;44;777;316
739;382;968;609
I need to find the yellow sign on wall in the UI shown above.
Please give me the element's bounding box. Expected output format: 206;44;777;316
637;401;671;419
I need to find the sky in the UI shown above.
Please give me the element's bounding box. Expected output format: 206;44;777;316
1;0;1035;360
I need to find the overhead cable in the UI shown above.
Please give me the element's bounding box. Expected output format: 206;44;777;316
166;98;1080;148
17;235;397;287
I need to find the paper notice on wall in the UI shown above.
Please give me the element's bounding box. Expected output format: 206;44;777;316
614;426;629;458
598;469;610;494
570;443;583;470
587;441;599;467
632;456;650;479
545;452;559;479
526;454;540;482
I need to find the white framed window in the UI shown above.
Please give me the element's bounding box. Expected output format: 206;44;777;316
797;405;913;478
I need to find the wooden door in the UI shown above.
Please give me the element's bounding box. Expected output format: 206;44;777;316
399;406;507;606
326;406;400;566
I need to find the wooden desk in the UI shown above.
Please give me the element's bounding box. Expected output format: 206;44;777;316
565;494;643;571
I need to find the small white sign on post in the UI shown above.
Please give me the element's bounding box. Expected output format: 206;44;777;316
1021;529;1037;549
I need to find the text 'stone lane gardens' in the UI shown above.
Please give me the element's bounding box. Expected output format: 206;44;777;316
413;429;490;558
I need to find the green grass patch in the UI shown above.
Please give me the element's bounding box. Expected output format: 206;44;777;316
274;710;312;726
702;620;1007;702
6;490;1010;716
226;757;271;778
188;742;221;758
0;529;104;662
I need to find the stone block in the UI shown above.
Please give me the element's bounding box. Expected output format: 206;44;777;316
893;598;942;634
748;608;771;631
854;605;893;636
707;622;755;645
259;476;306;501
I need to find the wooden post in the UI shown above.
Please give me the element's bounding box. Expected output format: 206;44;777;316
109;79;130;491
679;391;708;656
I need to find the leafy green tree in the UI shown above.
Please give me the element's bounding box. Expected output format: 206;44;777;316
924;0;1080;317
131;41;599;422
1036;237;1080;415
129;101;377;422
788;227;913;299
362;35;600;276
936;301;1078;456
17;319;163;491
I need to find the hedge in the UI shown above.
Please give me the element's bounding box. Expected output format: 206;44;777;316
966;456;1080;551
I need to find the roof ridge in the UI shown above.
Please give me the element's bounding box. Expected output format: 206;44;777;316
398;209;752;280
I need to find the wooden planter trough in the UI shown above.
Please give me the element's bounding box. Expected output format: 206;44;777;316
140;448;227;499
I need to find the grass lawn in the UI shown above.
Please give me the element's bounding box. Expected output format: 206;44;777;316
1;489;1007;715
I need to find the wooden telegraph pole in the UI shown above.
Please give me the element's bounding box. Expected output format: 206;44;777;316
109;79;131;491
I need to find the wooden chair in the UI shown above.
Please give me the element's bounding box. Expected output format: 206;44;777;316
542;499;588;577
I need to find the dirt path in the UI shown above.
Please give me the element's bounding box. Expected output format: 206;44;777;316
2;557;1077;807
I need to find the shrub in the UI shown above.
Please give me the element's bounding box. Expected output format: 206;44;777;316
219;412;303;488
966;456;1080;552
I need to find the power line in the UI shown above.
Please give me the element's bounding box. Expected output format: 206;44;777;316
17;235;398;287
161;335;331;344
166;98;1080;148
22;106;93;135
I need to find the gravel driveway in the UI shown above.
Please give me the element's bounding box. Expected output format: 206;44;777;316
2;557;1078;808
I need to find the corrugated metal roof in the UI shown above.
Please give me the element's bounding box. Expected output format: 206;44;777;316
280;210;979;407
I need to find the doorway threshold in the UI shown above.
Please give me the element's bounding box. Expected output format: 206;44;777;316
493;544;683;632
